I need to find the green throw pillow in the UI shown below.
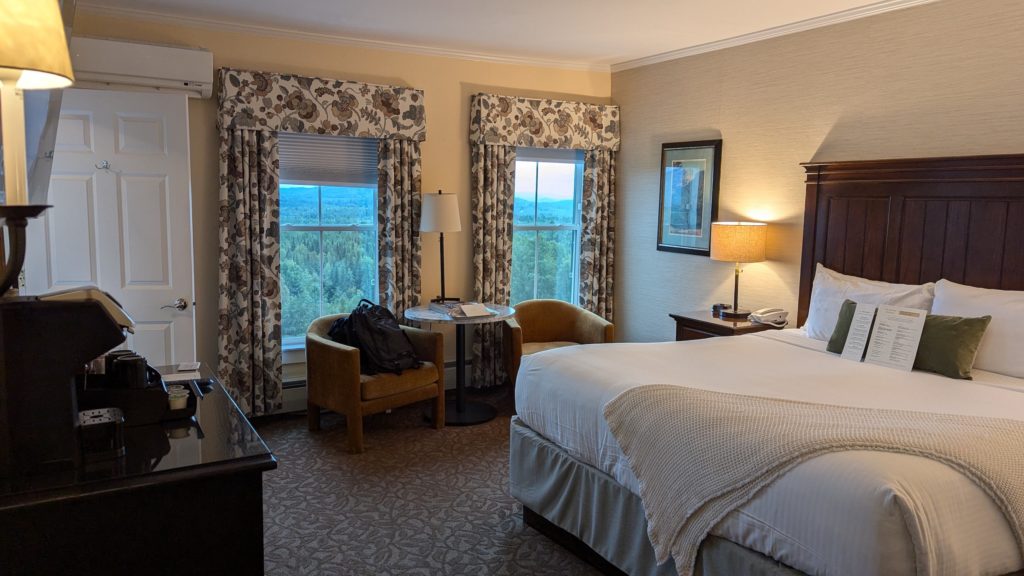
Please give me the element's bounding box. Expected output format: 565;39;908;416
913;314;992;380
826;299;858;354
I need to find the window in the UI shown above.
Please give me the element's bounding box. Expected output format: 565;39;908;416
279;134;379;347
511;148;584;305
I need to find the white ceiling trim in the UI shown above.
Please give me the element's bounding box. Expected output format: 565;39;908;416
76;2;610;73
79;0;941;74
610;0;941;72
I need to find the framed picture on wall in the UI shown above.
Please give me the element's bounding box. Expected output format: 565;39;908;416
656;139;722;255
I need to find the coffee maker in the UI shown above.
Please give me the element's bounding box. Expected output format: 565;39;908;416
0;287;133;477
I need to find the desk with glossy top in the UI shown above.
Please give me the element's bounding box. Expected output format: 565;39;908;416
0;368;276;575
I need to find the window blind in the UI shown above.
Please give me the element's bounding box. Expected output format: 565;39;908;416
278;132;379;187
516;146;582;164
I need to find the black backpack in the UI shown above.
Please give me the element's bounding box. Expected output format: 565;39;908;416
328;300;421;375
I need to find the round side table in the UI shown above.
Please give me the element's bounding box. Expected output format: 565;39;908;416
404;304;515;426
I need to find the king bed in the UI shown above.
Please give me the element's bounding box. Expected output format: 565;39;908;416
509;154;1024;576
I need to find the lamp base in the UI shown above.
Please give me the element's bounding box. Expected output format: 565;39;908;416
718;308;751;320
431;296;461;304
0;204;51;297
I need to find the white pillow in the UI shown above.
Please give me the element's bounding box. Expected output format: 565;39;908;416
803;264;935;340
931;279;1024;378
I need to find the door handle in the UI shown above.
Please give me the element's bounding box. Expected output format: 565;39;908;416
161;297;188;311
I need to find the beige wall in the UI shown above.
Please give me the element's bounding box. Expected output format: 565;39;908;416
611;0;1024;343
74;12;610;372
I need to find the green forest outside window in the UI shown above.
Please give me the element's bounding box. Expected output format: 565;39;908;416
511;148;584;305
279;183;378;346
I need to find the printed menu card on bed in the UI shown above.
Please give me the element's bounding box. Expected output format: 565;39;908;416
863;306;927;371
841;303;878;362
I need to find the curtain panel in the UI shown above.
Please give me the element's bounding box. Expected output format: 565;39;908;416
580;149;617;320
468;93;619;387
217;68;426;414
218;128;282;416
378;139;423;317
470;144;517;389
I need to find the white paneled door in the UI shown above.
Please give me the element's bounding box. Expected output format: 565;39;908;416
25;89;196;366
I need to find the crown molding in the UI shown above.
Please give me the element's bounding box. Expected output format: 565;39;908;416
610;0;942;72
79;0;941;75
76;3;611;73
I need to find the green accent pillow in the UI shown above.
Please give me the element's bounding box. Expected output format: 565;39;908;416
913;314;992;379
826;299;858;354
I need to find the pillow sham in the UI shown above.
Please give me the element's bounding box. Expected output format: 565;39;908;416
931;279;1024;378
804;264;935;341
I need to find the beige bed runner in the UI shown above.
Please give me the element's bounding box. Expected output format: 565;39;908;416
603;385;1024;576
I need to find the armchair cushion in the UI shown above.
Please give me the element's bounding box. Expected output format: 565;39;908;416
360;361;440;401
522;341;579;356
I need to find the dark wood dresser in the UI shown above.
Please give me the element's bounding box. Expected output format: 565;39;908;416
0;368;276;575
670;310;776;341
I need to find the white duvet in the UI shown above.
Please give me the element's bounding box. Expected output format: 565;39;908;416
514;330;1024;576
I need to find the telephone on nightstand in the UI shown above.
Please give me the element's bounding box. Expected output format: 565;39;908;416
749;308;789;328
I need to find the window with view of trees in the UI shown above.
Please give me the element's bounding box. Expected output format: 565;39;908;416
280;184;378;345
511;148;584;305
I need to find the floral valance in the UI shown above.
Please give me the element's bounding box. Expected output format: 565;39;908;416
469;93;619;151
218;68;426;141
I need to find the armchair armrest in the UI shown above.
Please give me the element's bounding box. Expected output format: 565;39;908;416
503;318;523;385
305;332;361;407
401;325;444;367
400;325;445;394
571;309;614;345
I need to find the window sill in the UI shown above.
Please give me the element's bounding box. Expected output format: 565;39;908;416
282;345;306;366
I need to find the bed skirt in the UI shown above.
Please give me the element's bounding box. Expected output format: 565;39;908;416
509;416;806;576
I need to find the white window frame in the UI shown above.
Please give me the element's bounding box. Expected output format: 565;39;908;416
279;179;378;356
512;148;584;305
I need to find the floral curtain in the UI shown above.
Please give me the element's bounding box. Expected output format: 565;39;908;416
470;144;517;388
580;149;616;320
218;128;282;416
468;93;619;387
218;69;426;414
378;139;422;317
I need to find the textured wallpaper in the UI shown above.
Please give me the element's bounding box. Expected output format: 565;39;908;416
612;0;1024;342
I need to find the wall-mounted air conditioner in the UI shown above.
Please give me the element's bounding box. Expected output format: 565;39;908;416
70;37;214;99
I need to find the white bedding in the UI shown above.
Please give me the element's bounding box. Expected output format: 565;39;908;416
514;329;1024;576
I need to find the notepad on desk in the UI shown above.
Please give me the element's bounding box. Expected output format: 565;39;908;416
459;303;491;317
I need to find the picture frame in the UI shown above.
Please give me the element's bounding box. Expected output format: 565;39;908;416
656;139;722;255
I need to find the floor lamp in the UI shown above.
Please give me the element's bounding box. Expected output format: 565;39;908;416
420;190;461;303
710;221;767;319
0;0;75;294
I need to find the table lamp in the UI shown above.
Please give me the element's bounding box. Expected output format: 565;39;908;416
710;221;767;320
0;0;74;294
420;190;461;303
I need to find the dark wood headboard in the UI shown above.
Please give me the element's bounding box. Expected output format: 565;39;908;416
798;154;1024;326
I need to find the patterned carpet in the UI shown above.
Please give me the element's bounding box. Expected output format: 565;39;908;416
256;389;599;576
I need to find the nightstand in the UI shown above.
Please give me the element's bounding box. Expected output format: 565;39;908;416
669;310;776;341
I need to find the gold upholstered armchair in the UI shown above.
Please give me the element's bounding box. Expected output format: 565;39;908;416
502;299;614;387
305;314;445;453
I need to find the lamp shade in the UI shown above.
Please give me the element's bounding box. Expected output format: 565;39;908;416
0;0;74;89
710;222;767;263
420;191;462;233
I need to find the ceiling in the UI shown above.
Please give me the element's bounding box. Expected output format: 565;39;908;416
78;0;934;69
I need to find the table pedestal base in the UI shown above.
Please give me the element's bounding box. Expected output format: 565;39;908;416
445;399;497;426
